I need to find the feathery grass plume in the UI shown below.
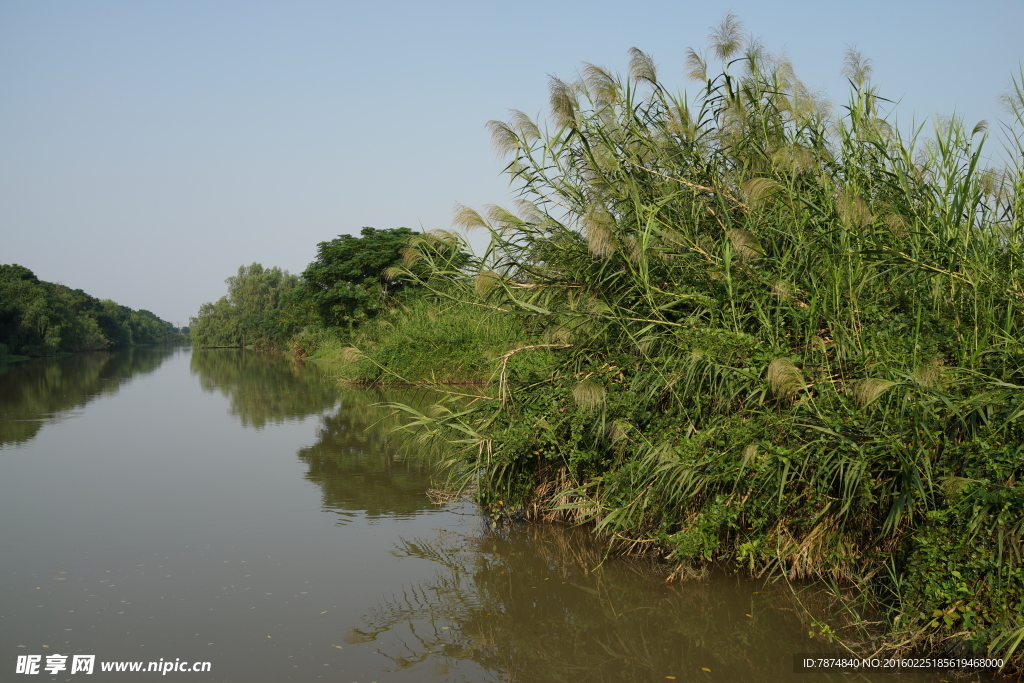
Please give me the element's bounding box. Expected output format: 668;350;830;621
573;379;606;412
543;325;573;343
912;359;945;389
665;101;698;140
452;203;489;232
601;420;628;445
851;378;897;407
485;119;520;156
399;247;422;267
474;270;500;297
977;167;1005;201
427;228;462;245
513;199;545;225
627;47;658;85
584;203;618;257
683;48;707;82
742;443;760;466
771;144;816;176
582;63;619;107
971;119;989;137
741;177;785;210
842;45;873;87
741;38;769;77
588;142;622;174
508;109;541;142
884;213;909;238
771;280;794;300
726;228;765;262
836;188;874;227
808;337;828;353
549;76;578;129
486;204;525;234
862;116;893;140
998;68;1024;123
709;12;746;62
338;347;365;364
585;298;611;317
938;476;977;497
767;358;804;398
426;403;452;419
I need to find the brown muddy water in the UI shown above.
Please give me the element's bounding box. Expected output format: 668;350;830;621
0;348;999;682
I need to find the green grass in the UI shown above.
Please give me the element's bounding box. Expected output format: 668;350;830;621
301;293;542;385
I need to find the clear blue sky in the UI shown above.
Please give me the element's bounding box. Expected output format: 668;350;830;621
2;0;1021;325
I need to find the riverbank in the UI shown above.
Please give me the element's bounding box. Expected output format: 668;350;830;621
300;315;1024;673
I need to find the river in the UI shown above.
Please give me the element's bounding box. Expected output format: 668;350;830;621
0;348;992;682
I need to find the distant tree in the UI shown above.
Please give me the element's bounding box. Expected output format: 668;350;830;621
0;264;180;355
190;264;300;349
300;227;469;328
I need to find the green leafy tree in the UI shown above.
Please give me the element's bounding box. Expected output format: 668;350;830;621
190;264;300;349
1;264;180;355
300;227;468;328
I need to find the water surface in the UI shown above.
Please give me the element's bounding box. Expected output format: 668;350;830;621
0;349;991;682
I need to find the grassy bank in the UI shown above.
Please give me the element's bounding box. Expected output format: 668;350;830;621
298;294;546;385
358;28;1024;672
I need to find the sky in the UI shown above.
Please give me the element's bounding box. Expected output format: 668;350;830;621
1;0;1022;326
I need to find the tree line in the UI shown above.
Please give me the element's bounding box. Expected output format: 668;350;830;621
0;264;184;357
188;227;468;350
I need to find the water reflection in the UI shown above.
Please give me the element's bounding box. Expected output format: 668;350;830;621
298;388;440;520
189;349;339;428
0;347;175;447
189;349;441;520
349;523;963;683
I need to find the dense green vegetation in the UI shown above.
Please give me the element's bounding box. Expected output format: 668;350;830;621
189;264;302;350
189;229;502;380
0;264;184;358
372;21;1024;670
189;16;1024;668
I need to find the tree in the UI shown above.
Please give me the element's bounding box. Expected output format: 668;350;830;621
1;263;181;355
300;227;468;328
189;264;300;349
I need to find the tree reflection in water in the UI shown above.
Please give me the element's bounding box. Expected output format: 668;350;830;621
348;523;886;683
190;349;340;429
190;348;447;521
297;386;444;520
0;347;176;447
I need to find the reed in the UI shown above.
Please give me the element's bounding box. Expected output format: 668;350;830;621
386;16;1024;669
